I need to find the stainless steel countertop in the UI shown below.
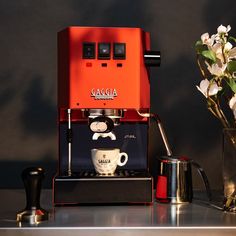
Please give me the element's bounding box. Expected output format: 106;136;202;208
0;189;236;236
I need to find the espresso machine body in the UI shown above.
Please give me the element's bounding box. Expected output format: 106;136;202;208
53;27;160;204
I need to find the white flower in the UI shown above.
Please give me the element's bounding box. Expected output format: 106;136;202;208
217;24;231;34
225;42;233;51
201;33;215;46
212;43;221;54
196;79;221;98
211;43;224;61
201;33;209;42
215;25;231;43
229;94;236;120
206;62;227;77
211;42;233;63
229;94;236;109
228;47;236;59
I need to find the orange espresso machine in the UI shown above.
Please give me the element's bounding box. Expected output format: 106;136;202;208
53;26;161;204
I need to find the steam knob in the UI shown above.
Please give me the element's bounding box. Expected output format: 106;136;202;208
144;51;161;67
16;167;48;224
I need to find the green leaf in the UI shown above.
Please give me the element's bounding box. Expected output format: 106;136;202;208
201;50;216;62
227;60;236;73
226;78;236;93
195;40;202;47
195;40;207;54
229;36;236;43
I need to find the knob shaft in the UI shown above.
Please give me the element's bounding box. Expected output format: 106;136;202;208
144;51;161;67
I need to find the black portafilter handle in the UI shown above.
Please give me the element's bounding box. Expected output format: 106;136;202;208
17;167;48;223
22;167;44;210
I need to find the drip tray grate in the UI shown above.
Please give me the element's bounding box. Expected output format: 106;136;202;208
61;170;150;178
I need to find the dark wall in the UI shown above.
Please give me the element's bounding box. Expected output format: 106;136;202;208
0;0;235;189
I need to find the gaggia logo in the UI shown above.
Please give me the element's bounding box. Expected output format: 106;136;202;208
91;88;118;100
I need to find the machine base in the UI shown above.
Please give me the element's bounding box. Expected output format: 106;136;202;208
53;170;153;205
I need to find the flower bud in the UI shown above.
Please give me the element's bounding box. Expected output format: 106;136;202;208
217;24;231;34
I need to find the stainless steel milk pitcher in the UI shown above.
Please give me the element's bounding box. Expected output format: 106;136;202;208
156;156;211;204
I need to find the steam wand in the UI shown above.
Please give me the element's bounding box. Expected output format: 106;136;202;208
137;111;173;156
67;109;72;176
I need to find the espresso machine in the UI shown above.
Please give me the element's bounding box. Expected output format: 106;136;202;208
53;26;161;205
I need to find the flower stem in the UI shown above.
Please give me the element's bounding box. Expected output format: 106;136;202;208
207;97;231;128
197;56;208;79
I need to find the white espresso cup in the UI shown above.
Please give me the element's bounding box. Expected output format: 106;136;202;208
91;148;128;175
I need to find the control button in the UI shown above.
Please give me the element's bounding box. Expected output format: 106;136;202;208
98;43;111;59
83;43;95;59
113;43;126;59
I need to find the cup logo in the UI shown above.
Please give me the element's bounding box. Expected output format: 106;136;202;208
98;154;111;164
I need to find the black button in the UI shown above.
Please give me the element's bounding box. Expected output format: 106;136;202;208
83;43;95;59
113;43;126;59
98;43;110;59
101;63;107;67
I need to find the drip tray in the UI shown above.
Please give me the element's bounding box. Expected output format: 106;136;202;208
54;170;153;205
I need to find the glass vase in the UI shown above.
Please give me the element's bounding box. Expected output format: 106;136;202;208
223;128;236;212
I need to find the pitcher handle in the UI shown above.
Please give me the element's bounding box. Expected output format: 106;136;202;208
191;160;212;201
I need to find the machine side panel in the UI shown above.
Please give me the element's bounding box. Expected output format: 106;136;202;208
58;29;69;108
140;31;151;108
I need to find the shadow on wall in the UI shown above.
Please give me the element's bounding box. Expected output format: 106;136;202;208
0;72;18;109
0;160;56;189
20;76;56;136
70;0;151;28
0;71;57;189
204;0;236;35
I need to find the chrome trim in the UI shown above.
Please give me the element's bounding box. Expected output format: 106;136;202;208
144;54;161;58
87;109;124;118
